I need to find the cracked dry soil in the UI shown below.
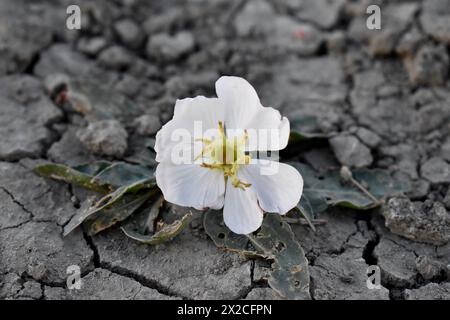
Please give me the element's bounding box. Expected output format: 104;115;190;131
1;0;449;300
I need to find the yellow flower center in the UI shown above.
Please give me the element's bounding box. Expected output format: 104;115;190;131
196;121;251;190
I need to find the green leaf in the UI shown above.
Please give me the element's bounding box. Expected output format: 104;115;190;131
83;190;155;236
87;178;156;218
289;116;328;143
63;179;157;236
203;212;310;299
73;161;112;176
91;162;155;187
295;197;316;232
122;212;193;245
248;214;310;300
203;210;264;258
290;162;410;214
34;163;112;193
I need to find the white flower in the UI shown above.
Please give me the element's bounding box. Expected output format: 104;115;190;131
154;76;303;234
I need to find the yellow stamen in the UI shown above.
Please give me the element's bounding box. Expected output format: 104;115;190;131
196;122;251;189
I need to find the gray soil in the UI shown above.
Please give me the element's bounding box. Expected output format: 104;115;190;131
0;0;449;300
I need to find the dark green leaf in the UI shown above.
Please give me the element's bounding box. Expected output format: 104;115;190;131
122;212;193;245
248;214;310;300
290;162;410;214
83;189;155;236
63;179;157;236
92;162;154;187
34;163;111;193
203;210;263;258
296;197;316;231
289;116;328;143
73;161;112;176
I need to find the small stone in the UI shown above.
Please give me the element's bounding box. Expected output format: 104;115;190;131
444;188;450;210
396;27;424;57
329;135;373;168
404;44;449;86
0;273;24;299
349;3;418;56
142;8;182;34
374;239;417;287
420;0;450;45
404;283;450;300
290;0;345;29
441;137;450;162
146;32;195;62
114;75;142;97
18;281;42;300
77;37;108;56
326;31;346;53
415;256;449;281
43;73;69;99
34;44;95;78
368;27;400;57
355;127;381;148
420;157;450;184
234;1;323;55
382;197;450;245
98;46;133;70
406;179;430;200
113;19;144;49
133;114;161;136
0;2;52;75
77;120;128;157
48;127;97;166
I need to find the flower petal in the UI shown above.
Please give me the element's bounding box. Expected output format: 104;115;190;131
155;96;224;163
156;163;225;210
216;76;289;151
216;76;260;129
245;108;290;151
241;161;303;214
223;179;263;234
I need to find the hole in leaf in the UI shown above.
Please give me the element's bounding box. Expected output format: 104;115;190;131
294;280;300;287
318;176;324;180
275;241;286;252
218;233;225;239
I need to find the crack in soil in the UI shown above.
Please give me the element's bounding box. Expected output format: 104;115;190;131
80;229;184;299
98;262;186;299
0;186;34;217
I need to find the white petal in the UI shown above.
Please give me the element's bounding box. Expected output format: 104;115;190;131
216;76;260;129
155;163;225;210
245;109;290;151
155;96;224;163
215;76;289;151
223;178;263;234
241;161;303;214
